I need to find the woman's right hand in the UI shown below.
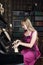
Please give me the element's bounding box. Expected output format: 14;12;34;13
15;39;21;43
12;39;20;45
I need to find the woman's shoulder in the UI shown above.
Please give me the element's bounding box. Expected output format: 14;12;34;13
32;30;37;36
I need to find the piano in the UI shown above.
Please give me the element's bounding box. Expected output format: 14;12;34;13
0;32;23;65
0;52;23;65
0;16;23;65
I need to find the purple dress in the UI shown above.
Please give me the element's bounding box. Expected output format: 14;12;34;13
21;31;41;65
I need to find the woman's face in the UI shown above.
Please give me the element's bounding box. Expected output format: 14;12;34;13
21;22;27;30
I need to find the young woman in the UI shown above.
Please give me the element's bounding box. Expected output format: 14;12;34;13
13;18;41;65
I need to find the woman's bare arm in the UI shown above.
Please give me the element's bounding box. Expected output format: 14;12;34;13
20;31;37;48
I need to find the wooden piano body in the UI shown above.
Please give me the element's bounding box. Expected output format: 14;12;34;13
0;32;23;65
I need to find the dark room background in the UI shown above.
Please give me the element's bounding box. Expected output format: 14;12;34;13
0;0;43;57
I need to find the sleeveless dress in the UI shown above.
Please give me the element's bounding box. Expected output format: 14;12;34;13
21;31;41;65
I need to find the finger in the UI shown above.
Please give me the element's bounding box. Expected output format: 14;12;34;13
12;41;16;44
16;39;20;42
12;46;15;48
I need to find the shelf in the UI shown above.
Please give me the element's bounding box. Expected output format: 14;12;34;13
34;27;43;32
35;16;43;21
34;22;43;26
35;11;43;16
38;32;43;37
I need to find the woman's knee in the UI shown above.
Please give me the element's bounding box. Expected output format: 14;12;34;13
24;52;35;62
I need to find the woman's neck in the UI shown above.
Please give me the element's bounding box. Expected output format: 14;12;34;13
24;30;32;36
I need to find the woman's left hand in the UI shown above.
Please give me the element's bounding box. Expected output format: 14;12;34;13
14;43;20;48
